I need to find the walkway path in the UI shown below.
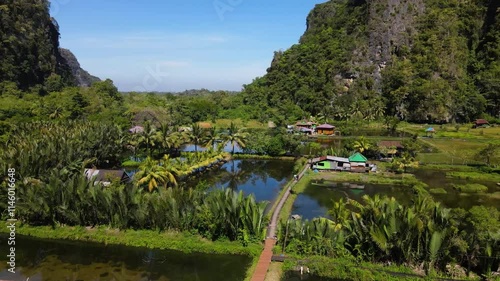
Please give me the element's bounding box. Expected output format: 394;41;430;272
250;161;309;281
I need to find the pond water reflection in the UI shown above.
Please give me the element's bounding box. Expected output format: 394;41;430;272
413;169;500;210
185;159;295;203
0;235;251;281
292;181;414;220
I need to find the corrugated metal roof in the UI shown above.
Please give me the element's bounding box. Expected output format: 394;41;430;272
326;156;349;162
311;156;349;163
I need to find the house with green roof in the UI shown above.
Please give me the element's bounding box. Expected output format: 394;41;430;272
348;152;368;167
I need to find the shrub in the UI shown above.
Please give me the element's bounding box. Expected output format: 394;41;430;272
429;188;448;194
452;183;488;193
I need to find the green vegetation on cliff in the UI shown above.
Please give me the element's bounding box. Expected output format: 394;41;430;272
242;0;500;123
0;0;74;90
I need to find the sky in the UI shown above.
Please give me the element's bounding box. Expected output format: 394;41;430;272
50;0;326;92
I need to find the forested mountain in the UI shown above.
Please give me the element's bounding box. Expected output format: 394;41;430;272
242;0;500;123
0;0;99;90
0;0;73;89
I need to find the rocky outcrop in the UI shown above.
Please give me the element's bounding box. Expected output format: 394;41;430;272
59;48;101;87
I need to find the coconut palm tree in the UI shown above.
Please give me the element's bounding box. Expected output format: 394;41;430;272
353;136;371;153
203;126;220;149
222;122;248;154
188;123;206;152
137;122;157;156
135;157;178;192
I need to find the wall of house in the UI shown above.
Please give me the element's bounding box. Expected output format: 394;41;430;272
318;129;334;135
313;160;331;170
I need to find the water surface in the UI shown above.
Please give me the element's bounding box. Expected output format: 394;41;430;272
413;169;500;209
186;159;294;203
292;181;414;220
0;235;251;281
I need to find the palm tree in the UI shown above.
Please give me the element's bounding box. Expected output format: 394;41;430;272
167;132;187;156
188;123;205;152
353;136;371;153
137;122;157;156
135;157;178;192
222;122;248;154
203;126;220;149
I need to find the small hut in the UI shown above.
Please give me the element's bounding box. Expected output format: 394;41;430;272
473;119;489;128
378;140;404;159
316;124;335;135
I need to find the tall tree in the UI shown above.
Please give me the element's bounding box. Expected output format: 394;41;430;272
222;122;248;154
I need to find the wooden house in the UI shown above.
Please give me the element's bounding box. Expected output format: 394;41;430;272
298;127;313;135
311;156;350;171
473;119;489;128
316;124;335;135
378;140;404;159
295;121;317;130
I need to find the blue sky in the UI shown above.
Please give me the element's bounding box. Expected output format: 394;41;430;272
50;0;326;92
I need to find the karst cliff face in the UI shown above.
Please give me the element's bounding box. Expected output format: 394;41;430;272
0;0;100;89
243;0;500;122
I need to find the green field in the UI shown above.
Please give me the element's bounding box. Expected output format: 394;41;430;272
397;123;500;166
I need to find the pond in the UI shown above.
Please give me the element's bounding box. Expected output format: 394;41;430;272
0;235;251;281
182;142;243;153
292;181;414;220
292;170;500;221
413;169;500;210
125;159;294;205
185;159;295;203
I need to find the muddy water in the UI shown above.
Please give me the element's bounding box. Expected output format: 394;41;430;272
0;235;251;281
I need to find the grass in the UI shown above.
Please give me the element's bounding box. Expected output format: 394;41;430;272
0;222;261;257
399;123;500;140
447;171;500;182
264;262;283;281
399;123;500;166
452;183;489;193
417;164;480;172
333;122;500;166
281;255;474;281
282;255;483;280
312;171;425;186
429;188;448;194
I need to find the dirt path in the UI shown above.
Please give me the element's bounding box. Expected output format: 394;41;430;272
250;162;309;281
